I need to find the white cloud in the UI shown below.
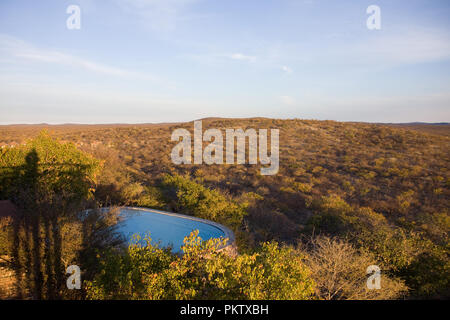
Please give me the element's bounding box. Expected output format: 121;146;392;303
0;34;162;81
229;53;257;62
184;52;258;65
16;52;135;77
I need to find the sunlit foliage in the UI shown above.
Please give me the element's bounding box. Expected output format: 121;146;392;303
85;231;315;300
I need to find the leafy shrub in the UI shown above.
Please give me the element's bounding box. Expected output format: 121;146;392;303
0;131;100;202
85;231;316;300
162;174;247;229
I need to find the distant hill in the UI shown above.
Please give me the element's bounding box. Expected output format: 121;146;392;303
384;122;450;137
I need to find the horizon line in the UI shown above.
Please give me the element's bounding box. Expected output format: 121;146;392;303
0;117;449;126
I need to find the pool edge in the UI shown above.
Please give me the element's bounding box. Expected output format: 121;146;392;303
113;206;236;252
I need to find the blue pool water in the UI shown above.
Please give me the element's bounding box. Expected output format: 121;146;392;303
116;208;227;253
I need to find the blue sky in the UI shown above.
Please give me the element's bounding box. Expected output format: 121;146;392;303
0;0;449;124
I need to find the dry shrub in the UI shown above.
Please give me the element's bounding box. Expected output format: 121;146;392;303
301;236;408;300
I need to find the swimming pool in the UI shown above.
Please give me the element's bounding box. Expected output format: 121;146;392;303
116;207;234;253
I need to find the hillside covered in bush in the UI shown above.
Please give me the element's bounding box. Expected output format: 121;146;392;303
0;118;448;299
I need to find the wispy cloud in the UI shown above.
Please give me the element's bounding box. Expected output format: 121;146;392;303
16;52;138;77
185;52;298;77
229;53;257;62
0;34;162;81
184;52;258;65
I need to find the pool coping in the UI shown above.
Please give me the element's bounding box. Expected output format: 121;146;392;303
107;206;236;250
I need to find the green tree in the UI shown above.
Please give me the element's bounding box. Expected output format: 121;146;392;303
0;130;101;202
85;231;316;300
162;174;247;229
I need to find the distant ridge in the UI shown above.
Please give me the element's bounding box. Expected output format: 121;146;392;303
387;122;449;125
2;119;449;126
2;118;448;138
383;122;450;137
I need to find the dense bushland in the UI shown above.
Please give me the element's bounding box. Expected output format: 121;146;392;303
0;119;448;299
